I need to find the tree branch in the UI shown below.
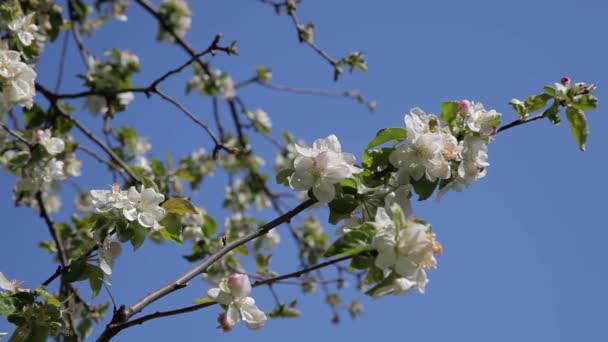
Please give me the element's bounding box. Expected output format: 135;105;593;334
95;199;315;340
96;252;351;340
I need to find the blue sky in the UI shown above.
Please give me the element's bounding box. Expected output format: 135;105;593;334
1;0;607;341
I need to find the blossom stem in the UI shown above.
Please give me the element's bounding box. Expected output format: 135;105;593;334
96;252;352;341
96;199;316;341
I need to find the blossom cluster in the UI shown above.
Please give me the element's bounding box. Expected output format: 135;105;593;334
289;134;360;203
90;184;167;230
186;67;236;100
390;102;501;197
84;49;140;115
157;0;192;43
208;274;267;332
372;205;442;295
0;46;37;111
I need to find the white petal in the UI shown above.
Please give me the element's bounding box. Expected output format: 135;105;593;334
122;207;138;221
289;170;315;191
312;179;335;203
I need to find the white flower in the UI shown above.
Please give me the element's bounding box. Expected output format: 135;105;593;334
8;14;39;46
122;186;166;230
65;154;82;177
337;216;363;235
0;272;24;292
389;133;451;182
98;235;122;281
264;229;280;250
464;102;501;136
90;183;129;212
36;129;65;155
289;134;360;203
85;92;134;115
404;107;435;140
41;158;65;183
132;136;151;156
457;135;489;185
222;75;236;100
371;205;441;294
0;49;21;78
182;225;203;243
390;108;455;182
247;109;272;132
2;61;36;109
158;0;192;42
208;274;267;332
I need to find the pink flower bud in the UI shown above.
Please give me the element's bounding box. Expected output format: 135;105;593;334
458;100;471;113
561;76;571;86
217;312;233;332
228;274;245;289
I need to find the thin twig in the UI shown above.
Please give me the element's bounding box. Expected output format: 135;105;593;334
497;113;545;133
96;253;351;340
0;123;32;147
96;199;315;341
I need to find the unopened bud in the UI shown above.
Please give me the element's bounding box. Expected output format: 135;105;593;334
458;99;471;113
561;76;571;86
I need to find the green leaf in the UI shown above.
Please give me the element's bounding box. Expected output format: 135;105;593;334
365;127;407;151
64;260;89;282
203;215;218;237
175;169;194;181
23;104;47;129
543;86;557;97
23;324;49;342
193;296;215;305
275;168;293;186
7;151;30;168
159;228;183;244
88;265;104;298
324;228;374;258
0;295;16;316
328;195;359;224
412;177;438;201
365;271;399;297
160;213;182;235
116;221;133;242
129;224;148;250
573;94;598;111
161;198;198;216
440;101;459;125
524;93;552;114
150;158;166;177
542;100;561;125
36;288;60;307
77;318;93;339
565;107;589;151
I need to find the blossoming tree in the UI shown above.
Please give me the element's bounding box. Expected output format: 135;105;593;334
0;0;600;341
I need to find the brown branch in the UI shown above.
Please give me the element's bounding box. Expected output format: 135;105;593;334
35;83;139;183
497;113;545;133
153;87;227;153
0;123;33;147
96;252;350;340
96;199;315;341
237;79;376;111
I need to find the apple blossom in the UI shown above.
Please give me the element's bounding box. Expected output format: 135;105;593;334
158;0;192;43
122;186;166;230
98;235;122;282
36;129;65;155
289;134;360;203
457;135;490;185
463;102;502;136
389;108;456;182
0;272;24;292
90;183;129;212
0;49;37;109
208;274;267;332
371;205;441;294
8;14;39;46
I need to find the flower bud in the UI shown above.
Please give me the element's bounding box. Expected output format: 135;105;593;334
217;312;234;332
561;76;571;86
458;99;471;113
